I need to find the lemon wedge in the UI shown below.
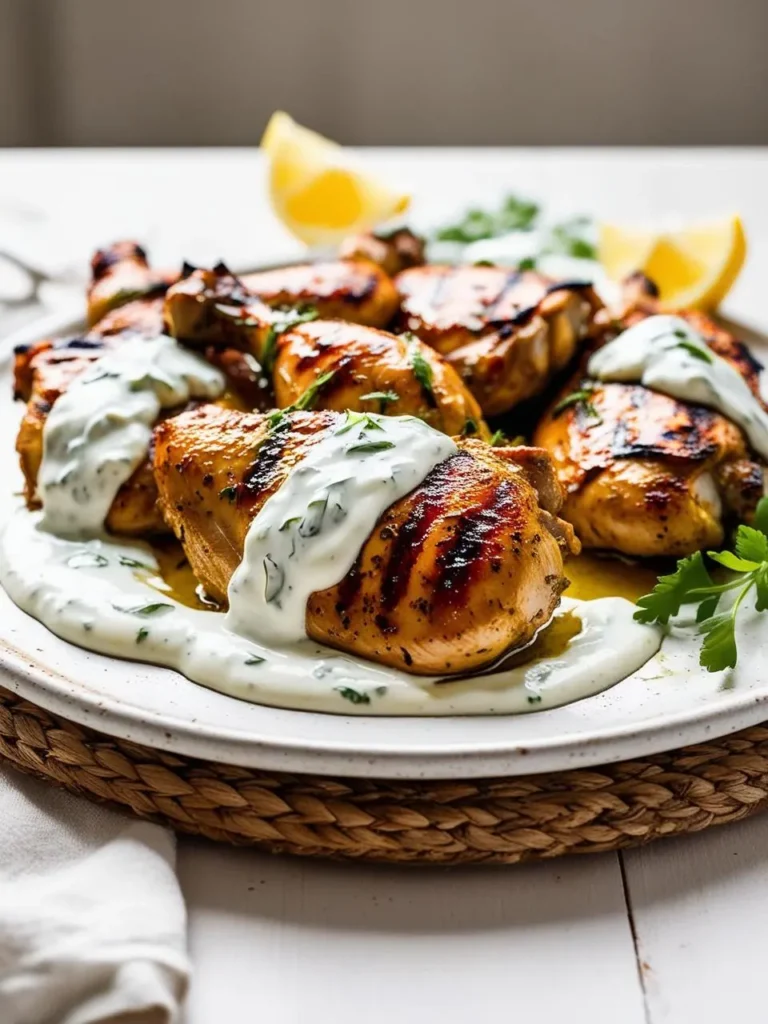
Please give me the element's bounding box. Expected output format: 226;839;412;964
598;215;746;311
260;111;410;247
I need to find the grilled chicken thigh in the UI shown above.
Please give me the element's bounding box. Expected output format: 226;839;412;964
239;259;400;327
153;406;578;675
395;265;602;415
15;297;255;536
165;265;490;437
535;288;767;557
339;227;426;277
87;241;177;327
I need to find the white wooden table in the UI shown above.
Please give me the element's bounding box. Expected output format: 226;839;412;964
3;148;768;1024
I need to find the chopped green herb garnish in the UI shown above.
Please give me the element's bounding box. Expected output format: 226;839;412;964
462;417;479;436
115;601;175;618
336;410;384;434
136;627;149;644
67;552;109;569
406;336;435;402
435;194;540;243
544;217;597;260
269;369;338;432
489;429;507;446
635;498;768;672
279;516;302;532
473;259;496;267
552;386;602;424
360;390;399;412
334;686;371;705
119;555;153;570
518;256;537;271
675;338;713;363
219;485;238;502
346;440;396;455
260;327;278;373
527;694;543;705
245;655;266;666
291;369;337;412
257;305;319;374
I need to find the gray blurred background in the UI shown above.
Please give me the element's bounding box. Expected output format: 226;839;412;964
0;0;767;147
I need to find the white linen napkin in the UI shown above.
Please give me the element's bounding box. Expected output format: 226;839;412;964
0;764;189;1024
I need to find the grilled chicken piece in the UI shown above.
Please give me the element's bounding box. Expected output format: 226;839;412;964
534;288;768;557
165;265;490;437
534;379;765;556
395;265;602;415
153;406;578;675
339;227;426;277
274;320;489;439
14;297;167;402
15;298;256;536
87;241;177;327
239;259;400;327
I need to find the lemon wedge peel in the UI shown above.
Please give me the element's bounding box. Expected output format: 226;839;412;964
261;111;411;247
598;216;746;312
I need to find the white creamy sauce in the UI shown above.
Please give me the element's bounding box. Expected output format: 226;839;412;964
0;508;662;716
39;335;224;536
2;345;664;716
588;314;768;461
227;413;456;645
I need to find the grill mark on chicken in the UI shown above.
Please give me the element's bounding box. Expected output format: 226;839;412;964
484;271;523;321
240;422;293;505
432;478;519;611
379;452;472;615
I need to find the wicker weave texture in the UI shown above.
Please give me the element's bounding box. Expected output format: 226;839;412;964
2;687;768;864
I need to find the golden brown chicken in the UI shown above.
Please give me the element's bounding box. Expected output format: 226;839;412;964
339;227;426;277
165;265;490;438
394;265;602;415
239;259;400;326
534;285;767;557
86;241;177;327
15;297;258;536
153;406;579;675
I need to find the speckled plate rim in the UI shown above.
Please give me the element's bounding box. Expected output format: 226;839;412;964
3;306;768;781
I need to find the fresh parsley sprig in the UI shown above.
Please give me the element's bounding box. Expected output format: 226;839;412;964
552;384;602;425
634;498;768;671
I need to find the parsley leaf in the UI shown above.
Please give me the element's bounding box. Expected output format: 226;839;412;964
634;551;714;625
552;386;602;424
360;391;399;408
699;612;738;672
675;338;713;363
434;194;540;243
754;496;768;536
405;335;435;403
346;440;396;455
334;686;371;705
544;217;597;260
636;506;768;673
735;524;768;564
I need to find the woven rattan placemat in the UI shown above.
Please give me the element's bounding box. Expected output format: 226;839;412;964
1;686;767;864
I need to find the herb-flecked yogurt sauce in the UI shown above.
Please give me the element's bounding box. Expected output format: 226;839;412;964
588;314;768;461
39;335;225;536
0;339;663;715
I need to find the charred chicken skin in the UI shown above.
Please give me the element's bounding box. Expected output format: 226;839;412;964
153;405;578;675
534;279;767;557
165;265;490;438
86;241;177;327
339;227;427;277
15;296;257;537
394;265;602;415
239;259;400;327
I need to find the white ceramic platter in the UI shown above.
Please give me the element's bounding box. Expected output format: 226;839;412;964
2;309;768;780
